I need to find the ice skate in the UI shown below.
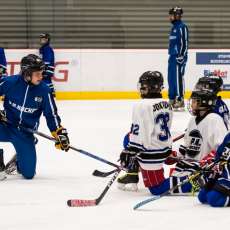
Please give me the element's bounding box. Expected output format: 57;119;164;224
117;171;139;191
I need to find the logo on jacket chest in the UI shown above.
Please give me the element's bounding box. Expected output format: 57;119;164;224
9;100;38;114
34;96;42;103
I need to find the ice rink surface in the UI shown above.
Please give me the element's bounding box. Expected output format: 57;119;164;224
0;100;230;230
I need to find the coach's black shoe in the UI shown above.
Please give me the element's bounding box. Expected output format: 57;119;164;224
173;99;185;111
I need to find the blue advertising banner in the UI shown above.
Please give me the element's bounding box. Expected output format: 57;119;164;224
196;52;230;65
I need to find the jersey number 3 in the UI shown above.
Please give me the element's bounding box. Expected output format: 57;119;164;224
155;113;171;141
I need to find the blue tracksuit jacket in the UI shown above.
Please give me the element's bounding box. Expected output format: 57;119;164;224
39;43;55;93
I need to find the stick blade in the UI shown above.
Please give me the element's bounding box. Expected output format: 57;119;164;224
92;169;117;177
133;195;161;210
67;199;97;207
92;170;107;177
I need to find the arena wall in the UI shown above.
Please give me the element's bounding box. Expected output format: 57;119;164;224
5;49;230;99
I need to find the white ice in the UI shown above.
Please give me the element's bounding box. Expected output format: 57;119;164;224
0;100;229;230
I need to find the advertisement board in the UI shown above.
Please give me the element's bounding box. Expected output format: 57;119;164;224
4;49;230;99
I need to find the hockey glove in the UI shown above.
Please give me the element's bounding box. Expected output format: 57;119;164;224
0;110;7;123
52;127;70;152
119;149;137;169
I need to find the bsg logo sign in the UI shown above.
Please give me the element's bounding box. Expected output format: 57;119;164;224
7;61;69;82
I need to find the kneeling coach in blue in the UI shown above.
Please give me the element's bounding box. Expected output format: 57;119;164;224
0;54;70;180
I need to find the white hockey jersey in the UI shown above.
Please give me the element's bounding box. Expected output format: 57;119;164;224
128;99;173;170
183;112;228;161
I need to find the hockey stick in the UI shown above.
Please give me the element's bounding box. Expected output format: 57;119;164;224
133;159;220;210
92;133;185;178
2;120;124;170
67;169;121;207
92;168;118;177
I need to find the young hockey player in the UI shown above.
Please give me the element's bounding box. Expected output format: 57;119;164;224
195;76;229;129
149;89;228;195
172;89;228;174
0;54;69;180
197;132;230;207
117;70;173;191
118;85;228;195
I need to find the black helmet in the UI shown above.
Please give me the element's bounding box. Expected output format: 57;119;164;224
21;54;45;83
189;90;217;115
138;71;164;98
39;33;51;42
169;6;183;16
195;76;223;95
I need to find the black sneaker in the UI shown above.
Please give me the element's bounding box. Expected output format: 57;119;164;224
117;171;139;191
173;99;185;111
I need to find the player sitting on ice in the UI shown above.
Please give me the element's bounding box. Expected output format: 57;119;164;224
197;132;230;207
118;83;228;195
117;71;173;191
166;89;228;193
195;75;229;129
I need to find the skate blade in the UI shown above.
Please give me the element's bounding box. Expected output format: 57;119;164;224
117;183;138;192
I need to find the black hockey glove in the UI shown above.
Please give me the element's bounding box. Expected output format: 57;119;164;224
0;110;7;123
52;127;70;152
119;149;138;169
